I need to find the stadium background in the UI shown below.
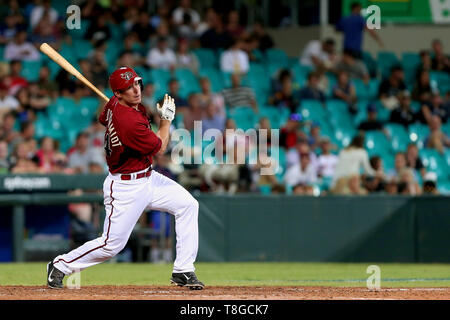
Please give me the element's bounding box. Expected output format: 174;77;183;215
0;0;449;275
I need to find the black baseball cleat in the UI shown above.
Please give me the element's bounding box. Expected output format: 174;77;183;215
46;261;65;289
170;272;204;290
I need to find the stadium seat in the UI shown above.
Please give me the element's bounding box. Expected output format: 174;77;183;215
375;102;391;122
58;42;79;66
401;52;421;87
47;97;77;121
363;131;392;157
324;72;337;98
333;126;356;148
444;149;450;168
362;51;377;77
258;105;281;128
298;100;327;122
174;68;201;99
429;71;450;93
72;39;93;60
227;106;257;131
437;180;450;195
133;66;151;84
248;63;270;92
353;78;370;100
198;68;225;92
265;49;289;68
382;152;395;172
80;97;100;114
419;149;449;180
408;123;430;149
384;123;410;152
20;60;42;82
377;51;400;79
34;113;49;140
193;48;217;69
149;69;171;99
291;64;313;87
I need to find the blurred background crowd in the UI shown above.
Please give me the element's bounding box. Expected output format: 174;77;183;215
0;0;449;199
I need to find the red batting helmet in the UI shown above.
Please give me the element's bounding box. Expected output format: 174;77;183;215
109;66;142;92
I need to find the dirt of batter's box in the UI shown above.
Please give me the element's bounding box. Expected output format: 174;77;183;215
0;286;449;300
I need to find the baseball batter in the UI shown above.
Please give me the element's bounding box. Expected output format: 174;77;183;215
46;67;204;290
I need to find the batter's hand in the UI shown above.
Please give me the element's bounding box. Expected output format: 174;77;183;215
156;94;176;122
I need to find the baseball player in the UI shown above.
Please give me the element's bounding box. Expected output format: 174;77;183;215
46;67;204;290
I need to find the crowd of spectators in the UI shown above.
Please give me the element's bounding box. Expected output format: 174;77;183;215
0;0;449;199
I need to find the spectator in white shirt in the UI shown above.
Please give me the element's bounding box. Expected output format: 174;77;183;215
4;31;40;61
317;137;338;178
4;31;41;62
172;0;200;27
300;38;336;69
30;0;59;30
331;135;375;190
284;148;318;187
146;36;176;70
220;39;249;74
0;82;20;118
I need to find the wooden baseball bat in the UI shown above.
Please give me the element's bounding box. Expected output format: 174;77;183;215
39;42;110;102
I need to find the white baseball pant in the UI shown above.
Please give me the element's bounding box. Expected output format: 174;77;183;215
52;169;199;275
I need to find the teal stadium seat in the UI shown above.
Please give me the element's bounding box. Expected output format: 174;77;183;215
419;149;449;180
131;65;150;84
408;123;430;149
401;52;421;87
378;51;400;79
375;101;390;122
353;79;379;100
437;180;450;195
198;68;224;92
363;131;392;157
48;97;76;121
174;68;201;99
259;105;281;128
20;60;42;82
444;149;450;168
291;64;313;88
384;123;409;152
325;72;337;98
149;69;171;100
72;39;93;60
193;48;217;69
429;71;450;94
298;100;327;122
265;49;289;68
227;106;257;131
382;152;395;172
58;42;79;66
362;51;377;77
248;63;270;92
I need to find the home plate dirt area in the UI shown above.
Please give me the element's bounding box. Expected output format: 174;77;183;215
0;286;449;300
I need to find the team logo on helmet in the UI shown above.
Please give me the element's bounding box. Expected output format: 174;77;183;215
121;71;134;81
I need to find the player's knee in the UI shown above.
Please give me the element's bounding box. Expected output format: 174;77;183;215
103;241;126;257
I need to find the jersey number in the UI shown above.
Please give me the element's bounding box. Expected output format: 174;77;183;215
104;133;112;157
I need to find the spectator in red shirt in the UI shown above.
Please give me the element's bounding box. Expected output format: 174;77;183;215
4;60;28;96
280;113;302;149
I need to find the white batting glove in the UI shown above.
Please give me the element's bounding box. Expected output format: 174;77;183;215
156;94;176;122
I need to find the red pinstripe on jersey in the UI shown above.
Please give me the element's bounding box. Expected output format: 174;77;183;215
53;180;115;265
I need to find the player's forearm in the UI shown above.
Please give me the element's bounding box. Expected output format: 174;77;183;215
156;120;171;155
